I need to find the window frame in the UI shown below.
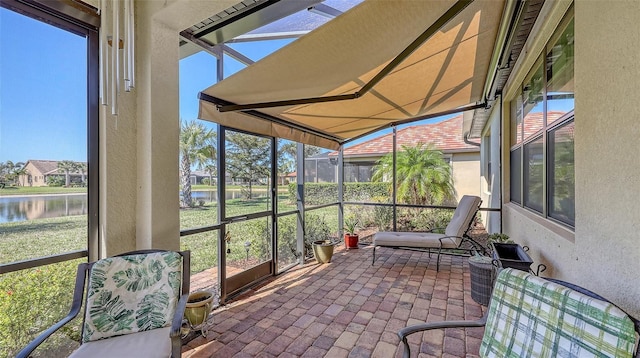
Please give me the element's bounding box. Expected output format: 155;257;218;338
508;9;574;229
0;0;100;272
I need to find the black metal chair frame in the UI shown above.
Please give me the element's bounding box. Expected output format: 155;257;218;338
17;249;191;358
372;201;487;271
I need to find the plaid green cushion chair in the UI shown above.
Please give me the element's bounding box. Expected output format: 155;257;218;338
399;268;640;358
17;250;191;358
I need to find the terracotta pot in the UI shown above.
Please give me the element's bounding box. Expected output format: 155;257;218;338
344;234;359;249
312;240;336;263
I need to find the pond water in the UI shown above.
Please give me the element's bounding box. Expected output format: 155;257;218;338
0;190;269;224
0;194;88;224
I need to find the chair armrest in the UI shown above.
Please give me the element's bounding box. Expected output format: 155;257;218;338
171;293;189;338
398;315;487;358
16;263;89;358
437;235;463;245
169;292;190;358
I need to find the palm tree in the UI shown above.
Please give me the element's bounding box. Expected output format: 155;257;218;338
77;162;87;185
57;160;77;187
180;120;216;207
0;161;25;186
372;143;455;205
203;163;216;186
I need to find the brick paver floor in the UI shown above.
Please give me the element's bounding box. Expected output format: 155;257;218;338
182;244;486;358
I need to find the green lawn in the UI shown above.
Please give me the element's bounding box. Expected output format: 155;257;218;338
0;186;86;196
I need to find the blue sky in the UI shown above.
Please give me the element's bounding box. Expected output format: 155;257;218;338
0;8;87;163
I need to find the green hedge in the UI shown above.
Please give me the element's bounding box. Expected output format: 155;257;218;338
288;182;391;205
1;261;82;358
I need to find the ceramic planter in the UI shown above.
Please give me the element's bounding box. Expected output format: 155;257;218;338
344;234;359;249
312;240;336;263
184;291;214;337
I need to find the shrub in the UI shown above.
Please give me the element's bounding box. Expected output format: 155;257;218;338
303;214;331;258
0;261;82;358
277;215;298;266
288;182;391;205
46;176;65;187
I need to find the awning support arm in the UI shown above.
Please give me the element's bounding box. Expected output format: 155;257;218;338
199;92;344;143
216;0;474;113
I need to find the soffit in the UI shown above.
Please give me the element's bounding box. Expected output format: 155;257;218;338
465;0;545;138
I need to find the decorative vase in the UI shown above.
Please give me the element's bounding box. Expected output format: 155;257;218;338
184;291;214;337
344;234;359;249
312;240;336;263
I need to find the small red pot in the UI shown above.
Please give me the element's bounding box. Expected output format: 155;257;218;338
344;234;359;249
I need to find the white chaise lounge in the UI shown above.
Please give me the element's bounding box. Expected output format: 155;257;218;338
372;195;483;271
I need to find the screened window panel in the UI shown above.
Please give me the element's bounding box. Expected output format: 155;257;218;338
548;120;575;226
304;146;337;206
523;137;544;213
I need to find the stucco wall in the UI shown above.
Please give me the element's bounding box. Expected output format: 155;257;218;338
451;152;480;202
496;0;640;318
100;0;236;255
480;106;501;233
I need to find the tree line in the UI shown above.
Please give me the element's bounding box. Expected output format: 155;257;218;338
179;120;322;207
180;120;456;208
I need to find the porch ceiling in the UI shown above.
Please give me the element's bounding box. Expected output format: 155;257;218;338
198;0;506;150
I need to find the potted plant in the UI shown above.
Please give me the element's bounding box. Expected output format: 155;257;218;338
312;239;337;263
343;215;360;249
487;233;513;245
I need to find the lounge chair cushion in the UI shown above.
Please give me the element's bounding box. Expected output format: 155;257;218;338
70;327;171;358
445;195;482;238
373;231;459;249
83;251;183;342
480;268;637;357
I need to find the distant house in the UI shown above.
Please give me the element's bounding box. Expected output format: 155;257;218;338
18;160;86;187
189;170;212;185
335;115;481;201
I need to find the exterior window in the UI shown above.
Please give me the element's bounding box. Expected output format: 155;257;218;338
546;18;574;125
548;120;575;225
509;9;574;228
510;95;523;145
523;136;543;213
510;148;521;204
522;59;544;141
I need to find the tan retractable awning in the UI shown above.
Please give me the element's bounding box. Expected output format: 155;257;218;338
199;0;505;150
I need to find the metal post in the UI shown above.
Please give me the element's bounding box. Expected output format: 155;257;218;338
296;143;305;264
338;145;344;241
217;128;227;303
392;126;397;231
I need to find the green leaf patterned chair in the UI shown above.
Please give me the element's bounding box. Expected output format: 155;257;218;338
17;250;191;358
398;268;640;358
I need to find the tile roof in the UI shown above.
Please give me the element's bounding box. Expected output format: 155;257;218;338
26;160;86;175
518;111;570;141
339;115;478;157
28;160;61;175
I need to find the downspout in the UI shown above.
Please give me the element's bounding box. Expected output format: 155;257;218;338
463;132;481;147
